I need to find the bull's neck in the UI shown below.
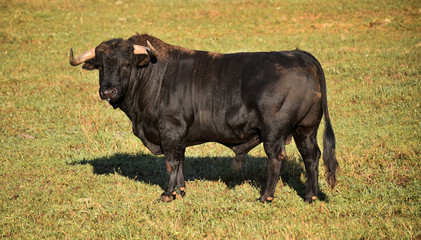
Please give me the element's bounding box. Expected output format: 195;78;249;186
119;59;169;120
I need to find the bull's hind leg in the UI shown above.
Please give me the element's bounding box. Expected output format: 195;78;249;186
260;120;293;203
293;127;321;203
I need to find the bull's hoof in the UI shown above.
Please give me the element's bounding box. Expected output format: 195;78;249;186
173;191;183;200
179;187;186;198
305;195;317;203
259;195;274;203
161;187;186;202
161;195;173;203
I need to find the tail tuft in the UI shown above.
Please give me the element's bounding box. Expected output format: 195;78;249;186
323;119;338;189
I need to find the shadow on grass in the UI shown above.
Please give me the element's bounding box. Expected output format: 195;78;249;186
71;152;327;202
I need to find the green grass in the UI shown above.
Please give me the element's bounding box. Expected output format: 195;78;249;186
1;0;420;238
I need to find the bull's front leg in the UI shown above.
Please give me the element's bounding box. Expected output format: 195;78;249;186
159;118;188;202
176;157;186;198
161;147;185;202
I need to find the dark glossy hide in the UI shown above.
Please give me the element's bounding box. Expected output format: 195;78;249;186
71;34;338;203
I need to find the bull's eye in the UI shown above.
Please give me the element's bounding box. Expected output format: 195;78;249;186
124;63;131;68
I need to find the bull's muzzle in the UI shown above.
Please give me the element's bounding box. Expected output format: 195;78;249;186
99;88;118;102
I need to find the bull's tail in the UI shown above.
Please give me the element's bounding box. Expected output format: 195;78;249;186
318;64;339;189
323;112;338;188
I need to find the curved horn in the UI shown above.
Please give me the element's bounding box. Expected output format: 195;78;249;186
133;41;158;57
146;40;158;57
69;48;95;66
133;45;149;55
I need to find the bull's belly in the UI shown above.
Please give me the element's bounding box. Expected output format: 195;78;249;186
132;105;261;154
183;104;260;147
134;120;259;154
183;121;260;147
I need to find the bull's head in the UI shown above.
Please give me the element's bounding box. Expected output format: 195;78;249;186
69;39;157;108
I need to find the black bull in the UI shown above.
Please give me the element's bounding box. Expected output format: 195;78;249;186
69;34;338;203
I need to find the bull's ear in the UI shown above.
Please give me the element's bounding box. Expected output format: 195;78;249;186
82;59;98;70
136;54;150;67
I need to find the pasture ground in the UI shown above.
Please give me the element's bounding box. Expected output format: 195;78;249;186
1;0;420;239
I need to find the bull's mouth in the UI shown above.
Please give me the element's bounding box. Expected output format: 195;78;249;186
100;94;121;109
106;98;121;109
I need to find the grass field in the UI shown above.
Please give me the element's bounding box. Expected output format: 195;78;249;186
1;0;420;238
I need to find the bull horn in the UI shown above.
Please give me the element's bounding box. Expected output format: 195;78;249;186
146;40;158;57
133;45;149;55
133;41;158;58
69;48;95;66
